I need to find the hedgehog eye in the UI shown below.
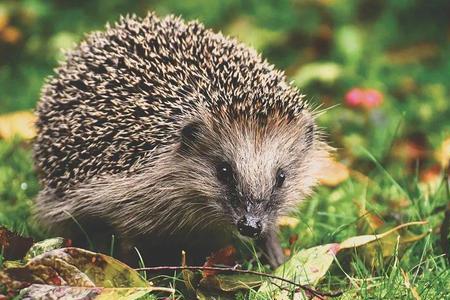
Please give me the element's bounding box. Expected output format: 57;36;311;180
275;169;286;188
216;161;233;184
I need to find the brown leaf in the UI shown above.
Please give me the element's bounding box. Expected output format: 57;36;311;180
202;246;236;277
0;226;33;260
392;133;429;165
420;164;442;184
0;247;163;298
283;248;291;257
1;26;21;44
318;158;350;187
289;234;299;246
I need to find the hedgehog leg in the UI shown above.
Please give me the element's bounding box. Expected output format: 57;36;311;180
258;228;285;268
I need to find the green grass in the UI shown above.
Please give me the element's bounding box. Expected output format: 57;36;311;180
1;134;448;299
0;139;40;237
292;168;449;299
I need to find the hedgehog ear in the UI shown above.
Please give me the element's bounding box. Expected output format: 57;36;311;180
179;121;201;152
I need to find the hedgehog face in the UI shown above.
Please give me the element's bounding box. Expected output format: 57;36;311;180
177;115;324;239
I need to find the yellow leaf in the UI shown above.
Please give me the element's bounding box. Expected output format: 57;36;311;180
277;216;299;228
339;221;428;249
318;158;350;187
0;111;36;140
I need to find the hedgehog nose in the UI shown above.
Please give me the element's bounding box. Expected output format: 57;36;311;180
237;215;262;238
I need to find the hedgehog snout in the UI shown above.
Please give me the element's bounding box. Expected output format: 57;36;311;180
237;214;262;238
233;199;268;238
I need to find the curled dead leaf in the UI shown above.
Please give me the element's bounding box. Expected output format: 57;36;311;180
0;247;174;299
202;246;236;277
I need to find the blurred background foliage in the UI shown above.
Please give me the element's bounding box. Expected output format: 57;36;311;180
0;0;448;162
0;0;449;251
0;0;449;296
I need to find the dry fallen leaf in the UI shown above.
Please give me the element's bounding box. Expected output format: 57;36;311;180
202;246;237;277
318;158;350;186
1;247;173;299
0;111;36;140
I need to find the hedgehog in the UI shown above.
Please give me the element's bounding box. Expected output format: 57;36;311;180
33;13;329;268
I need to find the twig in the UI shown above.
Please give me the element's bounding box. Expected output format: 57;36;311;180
135;265;343;298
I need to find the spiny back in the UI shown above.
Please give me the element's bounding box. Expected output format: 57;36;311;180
34;13;307;193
